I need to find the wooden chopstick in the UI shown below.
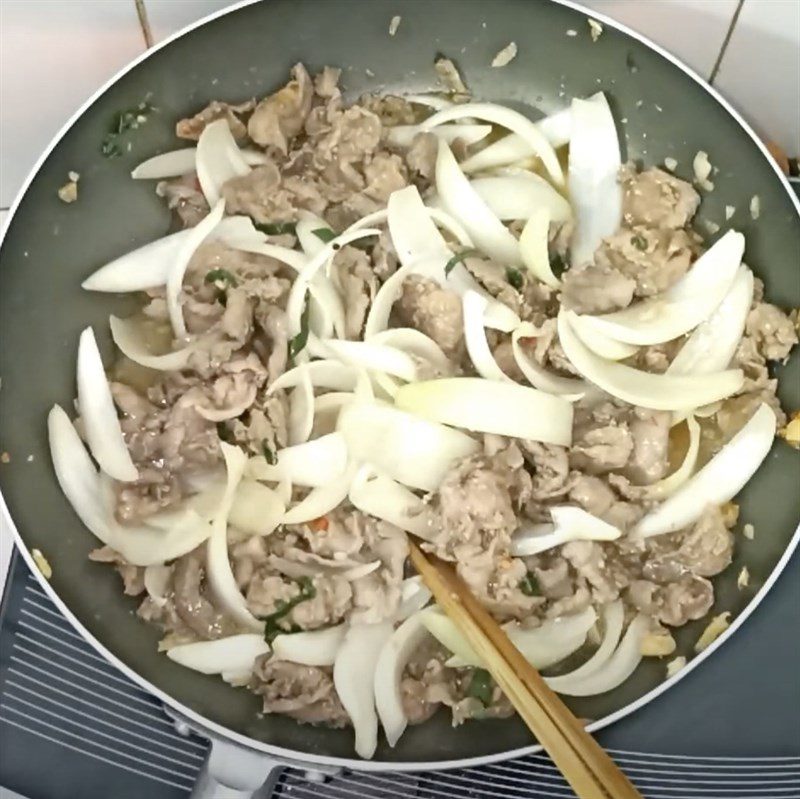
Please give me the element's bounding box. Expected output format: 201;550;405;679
409;540;642;799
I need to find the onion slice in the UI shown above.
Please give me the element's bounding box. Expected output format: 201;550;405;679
272;625;346;667
166;635;268;675
421;102;564;186
545;601;625;691
247;432;348;488
132;147;267;180
109;315;200;371
395;377;574;446
268;360;360;395
228;480;285;537
462;291;511;382
195;118;251;206
348;466;435;539
468;174;572;223
646;415;701;500
206;442;261;631
386;123;492;148
288;364;314;446
435;140;522;266
334;622;393;760
511;324;586;398
569;313;639;361
579;230;745;346
374;612;430;747
668;265;754;376
568;94;622;266
396;577;433;621
281;463;356;525
557;311;744;411
77;327;138;482
143;564;171;607
635;403;776;538
547;615;648;697
167;198;226;338
319;339;419;382
519;208;560;288
511;506;621;556
339;403;479;492
369;328;453;375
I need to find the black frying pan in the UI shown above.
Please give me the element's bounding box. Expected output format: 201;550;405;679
0;0;798;772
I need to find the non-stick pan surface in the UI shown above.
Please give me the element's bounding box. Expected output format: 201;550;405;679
0;0;798;769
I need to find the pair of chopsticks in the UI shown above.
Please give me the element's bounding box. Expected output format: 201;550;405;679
409;540;642;799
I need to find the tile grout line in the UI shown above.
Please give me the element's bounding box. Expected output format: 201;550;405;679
709;0;746;85
133;0;154;49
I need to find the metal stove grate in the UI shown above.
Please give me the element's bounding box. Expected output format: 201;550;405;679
1;556;799;799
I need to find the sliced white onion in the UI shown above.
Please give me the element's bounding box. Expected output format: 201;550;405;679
268;360;360;395
48;404;110;540
272;625;346;667
557;311;744;411
402;93;453;111
545;601;624;690
462;290;511;382
206;442;261;631
81;215;265;293
364;261;426;339
374;611;430;748
435;140;522;266
395;377;574;446
422;102;564;186
510;506;621;557
635;403;776;538
460;133;532;174
426;606;596;670
77;327;138;482
568;94;622;266
334;622;394;760
143;564;171;607
369;328;453;375
579;230;745;346
646;415;701;500
288;364;314;446
668;265;754;377
247;432;348;488
396;577;433;622
348;466;435;539
547;615;648;697
228;479;285;537
196;118;251;206
387;185;452;269
319;339;419;382
295;212;331;257
109;315;198;371
166;635;268;675
132;147;267;180
568;313;639;361
386;123;493;148
511;323;586;398
166;198;226;338
339;403;479;492
468;174;572;223
281;463;356;525
520;207;560;288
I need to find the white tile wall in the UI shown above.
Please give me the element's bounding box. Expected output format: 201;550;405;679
0;0;145;208
0;0;797;586
715;0;800;151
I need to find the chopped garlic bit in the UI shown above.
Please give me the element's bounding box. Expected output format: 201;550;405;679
388;15;401;36
742;522;755;540
663;157;678;172
435;57;468;95
491;41;518;68
694;612;731;653
703;219;720;235
32;548;53;579
58;178;79;204
566;29;578;37
0;452;9;464
779;411;800;449
693;150;715;191
641;630;677;657
750;194;761;219
725;205;736;220
588;18;604;41
666;656;687;679
68;170;80;183
721;501;739;527
737;566;750;590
